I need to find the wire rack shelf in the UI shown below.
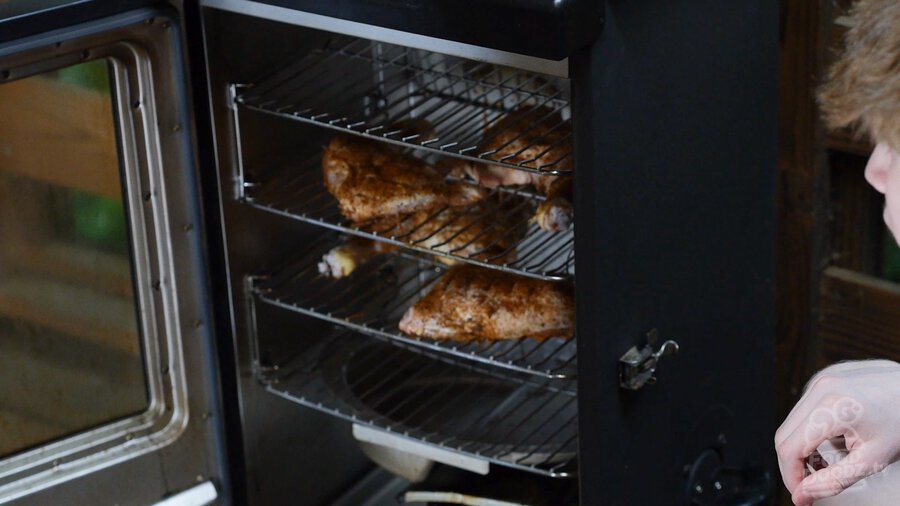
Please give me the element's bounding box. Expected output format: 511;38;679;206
257;330;578;478
250;236;577;379
234;37;573;176
242;156;574;281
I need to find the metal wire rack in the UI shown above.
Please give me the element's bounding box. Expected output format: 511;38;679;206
233;37;573;175
250;235;577;379
257;330;578;478
242;156;574;281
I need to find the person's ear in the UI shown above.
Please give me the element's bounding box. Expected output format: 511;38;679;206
865;142;894;194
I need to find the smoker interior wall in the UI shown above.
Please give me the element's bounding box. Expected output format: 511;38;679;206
200;10;375;505
573;0;777;504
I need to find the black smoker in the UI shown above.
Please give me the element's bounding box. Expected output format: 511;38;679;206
0;1;776;505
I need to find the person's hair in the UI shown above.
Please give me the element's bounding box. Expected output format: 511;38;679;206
819;0;900;149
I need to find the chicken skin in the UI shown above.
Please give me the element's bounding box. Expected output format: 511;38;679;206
318;197;529;279
317;237;398;279
399;265;575;342
362;196;528;260
447;106;574;232
322;134;485;223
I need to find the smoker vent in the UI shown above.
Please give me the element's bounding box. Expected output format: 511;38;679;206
250;236;577;379
233;38;573;175
242;156;574;281
257;330;578;478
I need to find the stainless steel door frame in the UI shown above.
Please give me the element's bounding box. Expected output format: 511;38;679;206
0;8;226;504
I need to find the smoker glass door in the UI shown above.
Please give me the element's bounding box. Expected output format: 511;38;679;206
0;59;147;459
0;8;225;505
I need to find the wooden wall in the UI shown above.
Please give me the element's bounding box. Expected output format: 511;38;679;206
777;0;900;504
776;0;831;433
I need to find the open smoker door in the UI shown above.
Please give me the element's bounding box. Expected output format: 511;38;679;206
0;3;227;504
572;1;777;505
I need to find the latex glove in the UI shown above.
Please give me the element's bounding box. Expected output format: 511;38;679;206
774;360;900;505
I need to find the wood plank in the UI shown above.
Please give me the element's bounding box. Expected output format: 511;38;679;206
0;274;140;355
776;0;832;427
0;331;147;457
816;267;900;369
0;161;133;298
0;76;122;199
776;2;860;504
14;241;134;299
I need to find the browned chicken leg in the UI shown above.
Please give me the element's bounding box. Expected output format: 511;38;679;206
399;265;575;342
319;197;529;279
317;237;398;279
533;176;573;233
447;106;574;232
363;196;528;260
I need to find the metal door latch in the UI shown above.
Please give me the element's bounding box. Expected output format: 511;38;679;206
619;329;680;390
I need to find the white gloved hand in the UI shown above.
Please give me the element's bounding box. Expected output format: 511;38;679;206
775;360;900;505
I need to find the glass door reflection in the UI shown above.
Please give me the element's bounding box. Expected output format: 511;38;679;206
0;60;147;457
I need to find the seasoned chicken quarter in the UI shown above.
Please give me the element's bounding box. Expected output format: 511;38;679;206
399;265;575;342
322;134;485;223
